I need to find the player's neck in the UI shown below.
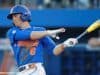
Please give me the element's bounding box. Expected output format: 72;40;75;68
20;22;31;29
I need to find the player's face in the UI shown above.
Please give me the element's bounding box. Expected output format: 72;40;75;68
12;14;23;27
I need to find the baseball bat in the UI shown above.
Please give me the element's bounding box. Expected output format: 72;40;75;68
76;20;100;40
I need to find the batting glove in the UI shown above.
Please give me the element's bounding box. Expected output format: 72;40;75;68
63;38;78;47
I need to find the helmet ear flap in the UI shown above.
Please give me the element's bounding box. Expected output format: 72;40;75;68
20;14;26;21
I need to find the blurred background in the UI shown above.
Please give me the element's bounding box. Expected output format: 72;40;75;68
0;0;100;75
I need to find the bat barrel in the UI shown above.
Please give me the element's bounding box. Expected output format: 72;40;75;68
76;20;100;40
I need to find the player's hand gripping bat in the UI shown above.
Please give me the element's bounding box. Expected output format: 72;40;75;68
63;20;100;48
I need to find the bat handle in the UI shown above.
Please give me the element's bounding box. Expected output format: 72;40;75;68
76;31;87;40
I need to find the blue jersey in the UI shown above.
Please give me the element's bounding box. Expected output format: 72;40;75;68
7;26;56;67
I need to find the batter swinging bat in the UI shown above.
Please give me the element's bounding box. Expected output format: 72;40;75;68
76;20;100;40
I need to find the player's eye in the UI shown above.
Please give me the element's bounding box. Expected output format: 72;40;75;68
13;14;20;18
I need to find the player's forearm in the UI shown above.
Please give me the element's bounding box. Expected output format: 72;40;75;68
53;43;65;56
53;38;78;56
30;28;65;40
30;31;49;40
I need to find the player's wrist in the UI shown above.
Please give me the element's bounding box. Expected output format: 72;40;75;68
46;30;53;35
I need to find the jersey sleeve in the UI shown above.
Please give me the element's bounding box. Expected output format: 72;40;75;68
7;27;46;43
14;29;31;41
7;28;32;43
14;27;46;41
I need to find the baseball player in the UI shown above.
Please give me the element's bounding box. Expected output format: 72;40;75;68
7;5;78;75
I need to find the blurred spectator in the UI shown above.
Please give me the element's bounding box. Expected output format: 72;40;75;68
62;0;90;8
68;0;77;8
89;0;100;8
44;0;51;8
0;0;100;9
36;0;44;8
18;0;37;8
88;30;100;48
77;0;90;8
0;39;16;74
0;0;14;7
44;0;63;8
88;37;100;48
0;51;4;67
0;51;16;75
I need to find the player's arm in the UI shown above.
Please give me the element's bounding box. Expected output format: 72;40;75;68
53;43;65;55
30;28;65;40
12;28;65;41
53;38;78;55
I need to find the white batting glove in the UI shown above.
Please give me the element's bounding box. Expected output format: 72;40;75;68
63;38;78;47
47;28;65;36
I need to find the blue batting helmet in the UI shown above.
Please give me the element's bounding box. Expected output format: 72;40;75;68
7;5;31;22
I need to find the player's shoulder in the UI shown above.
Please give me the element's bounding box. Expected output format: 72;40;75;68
7;27;18;36
32;26;46;31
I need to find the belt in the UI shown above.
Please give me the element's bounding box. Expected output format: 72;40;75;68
18;63;37;72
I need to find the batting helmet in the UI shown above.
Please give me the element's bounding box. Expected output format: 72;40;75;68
7;5;31;22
